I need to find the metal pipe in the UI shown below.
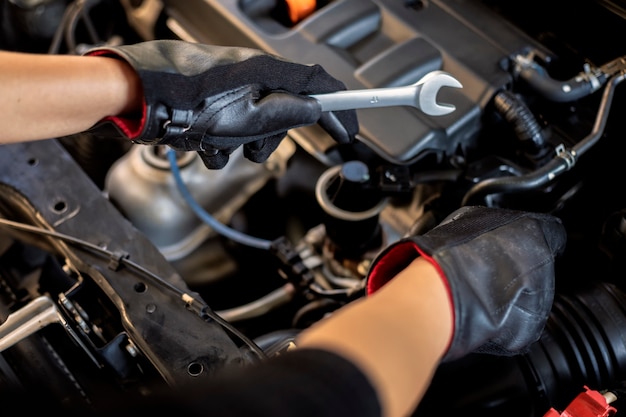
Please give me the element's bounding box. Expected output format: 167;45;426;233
462;71;626;206
215;283;296;322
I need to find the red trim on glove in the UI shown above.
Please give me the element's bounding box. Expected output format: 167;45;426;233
414;247;455;353
85;49;147;140
97;101;146;139
367;242;421;295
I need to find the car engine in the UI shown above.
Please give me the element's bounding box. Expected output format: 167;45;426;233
1;0;626;415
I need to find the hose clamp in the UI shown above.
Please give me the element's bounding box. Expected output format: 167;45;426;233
555;144;576;170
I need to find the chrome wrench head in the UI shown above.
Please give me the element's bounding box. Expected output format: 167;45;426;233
415;70;464;116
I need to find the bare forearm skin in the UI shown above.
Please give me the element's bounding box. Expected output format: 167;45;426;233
0;50;142;143
297;258;453;417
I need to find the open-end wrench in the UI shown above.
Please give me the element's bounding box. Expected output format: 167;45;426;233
310;70;463;116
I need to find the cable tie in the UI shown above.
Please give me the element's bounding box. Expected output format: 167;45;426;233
108;250;129;271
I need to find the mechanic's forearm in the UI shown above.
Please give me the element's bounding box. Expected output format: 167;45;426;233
296;258;453;417
0;50;142;143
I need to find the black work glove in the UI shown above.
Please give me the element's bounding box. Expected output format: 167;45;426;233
366;206;566;362
87;40;358;169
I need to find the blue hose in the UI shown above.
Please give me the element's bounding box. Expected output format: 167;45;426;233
167;149;273;250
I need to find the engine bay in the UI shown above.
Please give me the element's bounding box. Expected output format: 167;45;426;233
1;0;626;415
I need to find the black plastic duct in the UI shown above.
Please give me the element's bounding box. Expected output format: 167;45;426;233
414;280;626;417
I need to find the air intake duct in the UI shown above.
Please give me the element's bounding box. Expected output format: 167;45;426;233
414;281;626;417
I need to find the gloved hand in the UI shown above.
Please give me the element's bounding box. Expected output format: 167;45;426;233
366;206;566;362
87;40;358;169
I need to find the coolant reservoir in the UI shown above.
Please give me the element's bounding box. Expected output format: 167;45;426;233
105;143;293;261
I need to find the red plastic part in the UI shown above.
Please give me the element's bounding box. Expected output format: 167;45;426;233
543;386;617;417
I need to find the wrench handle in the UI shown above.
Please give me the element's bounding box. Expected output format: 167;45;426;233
310;85;420;112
